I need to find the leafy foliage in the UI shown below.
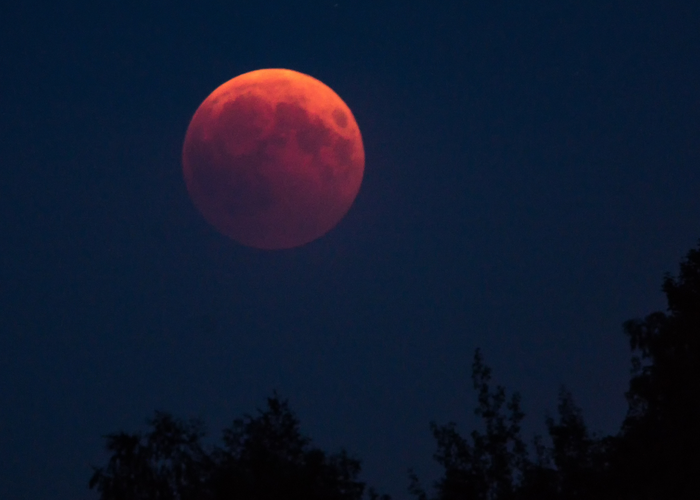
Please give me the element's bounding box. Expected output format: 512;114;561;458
413;349;528;500
615;242;700;499
411;353;609;500
90;395;370;500
90;241;700;499
416;241;700;499
89;412;211;500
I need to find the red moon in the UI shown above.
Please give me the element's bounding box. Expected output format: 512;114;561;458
182;68;365;249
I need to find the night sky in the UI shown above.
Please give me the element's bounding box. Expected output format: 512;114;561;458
1;2;699;499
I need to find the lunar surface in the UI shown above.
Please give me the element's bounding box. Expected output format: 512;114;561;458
182;68;365;249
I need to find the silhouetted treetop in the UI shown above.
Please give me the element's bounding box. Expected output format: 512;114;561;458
416;240;700;500
90;241;700;500
90;395;374;500
410;349;530;500
412;354;610;500
617;241;700;499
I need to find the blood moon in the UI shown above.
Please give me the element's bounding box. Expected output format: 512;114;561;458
182;68;365;249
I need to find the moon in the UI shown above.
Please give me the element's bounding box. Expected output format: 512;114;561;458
182;68;365;249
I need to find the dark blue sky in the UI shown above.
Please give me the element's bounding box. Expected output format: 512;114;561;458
1;1;699;499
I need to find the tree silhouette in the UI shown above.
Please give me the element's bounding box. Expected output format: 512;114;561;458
416;240;700;499
410;349;529;500
612;242;700;499
90;395;373;500
541;388;613;499
90;241;700;499
89;411;212;500
410;354;611;500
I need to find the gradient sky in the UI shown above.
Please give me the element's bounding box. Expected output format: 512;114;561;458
1;2;699;499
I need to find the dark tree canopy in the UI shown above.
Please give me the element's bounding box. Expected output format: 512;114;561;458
615;242;700;499
410;353;611;500
90;395;372;500
90;241;700;500
409;349;528;500
415;240;700;500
